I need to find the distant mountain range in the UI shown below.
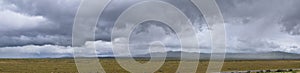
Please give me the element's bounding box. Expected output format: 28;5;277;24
135;51;300;60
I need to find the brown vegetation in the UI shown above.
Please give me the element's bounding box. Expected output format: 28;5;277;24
0;59;300;73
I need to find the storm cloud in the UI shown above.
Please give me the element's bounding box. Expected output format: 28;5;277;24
0;0;300;57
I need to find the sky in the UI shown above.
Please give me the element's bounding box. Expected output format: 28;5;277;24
0;0;300;58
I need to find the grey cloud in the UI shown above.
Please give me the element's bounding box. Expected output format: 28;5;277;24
215;0;300;53
217;0;300;35
0;35;71;47
96;0;205;41
1;0;300;57
4;0;80;35
280;9;300;35
1;0;205;47
0;0;80;46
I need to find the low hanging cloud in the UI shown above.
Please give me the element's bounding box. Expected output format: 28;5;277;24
0;35;71;47
0;40;113;58
0;45;73;58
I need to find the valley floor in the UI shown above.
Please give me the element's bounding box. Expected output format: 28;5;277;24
0;59;300;73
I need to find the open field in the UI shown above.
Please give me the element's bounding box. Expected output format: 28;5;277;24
0;59;300;73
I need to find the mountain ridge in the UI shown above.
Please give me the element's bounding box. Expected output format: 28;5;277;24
135;51;300;60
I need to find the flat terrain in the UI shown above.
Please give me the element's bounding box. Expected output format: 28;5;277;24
0;59;300;73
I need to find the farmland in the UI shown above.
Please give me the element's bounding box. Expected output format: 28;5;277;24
0;59;300;73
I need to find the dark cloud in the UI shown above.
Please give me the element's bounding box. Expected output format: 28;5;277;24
0;0;205;47
280;10;300;35
1;0;300;58
0;0;80;47
4;0;80;35
0;35;71;47
96;0;205;41
217;0;300;35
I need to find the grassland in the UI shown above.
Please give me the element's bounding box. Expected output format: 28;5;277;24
0;59;300;73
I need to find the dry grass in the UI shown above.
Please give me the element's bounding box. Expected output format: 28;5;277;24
0;59;300;73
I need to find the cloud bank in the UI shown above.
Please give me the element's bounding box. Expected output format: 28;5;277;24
0;0;300;58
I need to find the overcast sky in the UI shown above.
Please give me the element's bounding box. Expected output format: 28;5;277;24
0;0;300;58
